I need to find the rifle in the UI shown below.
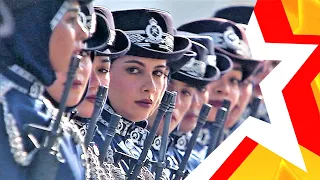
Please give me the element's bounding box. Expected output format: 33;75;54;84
26;55;82;180
99;113;121;163
155;91;177;180
84;85;108;147
127;91;174;180
214;99;231;149
174;104;212;180
205;100;229;158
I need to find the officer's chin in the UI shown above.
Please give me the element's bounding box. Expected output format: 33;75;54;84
66;80;90;109
76;101;93;118
65;96;83;107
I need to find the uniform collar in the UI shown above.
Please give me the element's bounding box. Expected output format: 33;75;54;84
99;101;149;146
1;64;44;99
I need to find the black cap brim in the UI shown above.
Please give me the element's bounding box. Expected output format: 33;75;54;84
167;50;197;73
216;52;233;74
171;64;220;88
96;29;130;59
83;9;130;59
215;47;260;80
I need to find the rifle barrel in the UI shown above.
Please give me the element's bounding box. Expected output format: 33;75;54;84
205;106;227;158
84;86;108;147
174;104;211;180
46;55;81;149
99;113;121;163
155;91;177;180
214;99;231;150
128;91;173;180
29;55;81;180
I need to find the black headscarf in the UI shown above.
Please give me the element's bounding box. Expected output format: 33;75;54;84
0;0;93;86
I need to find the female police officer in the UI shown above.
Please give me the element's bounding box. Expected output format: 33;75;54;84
145;38;221;178
178;18;261;162
72;6;132;179
87;8;191;179
0;0;95;179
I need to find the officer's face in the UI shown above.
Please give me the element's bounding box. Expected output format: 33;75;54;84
225;76;254;128
207;63;243;122
46;2;92;106
148;79;196;134
108;55;169;121
179;87;209;132
76;56;111;118
46;55;92;106
49;2;89;73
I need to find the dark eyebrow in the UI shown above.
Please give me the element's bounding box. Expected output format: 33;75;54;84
124;60;145;67
125;60;167;70
154;65;167;69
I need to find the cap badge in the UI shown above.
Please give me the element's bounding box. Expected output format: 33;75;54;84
146;18;163;44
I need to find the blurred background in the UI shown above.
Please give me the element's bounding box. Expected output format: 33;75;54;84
93;0;257;27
